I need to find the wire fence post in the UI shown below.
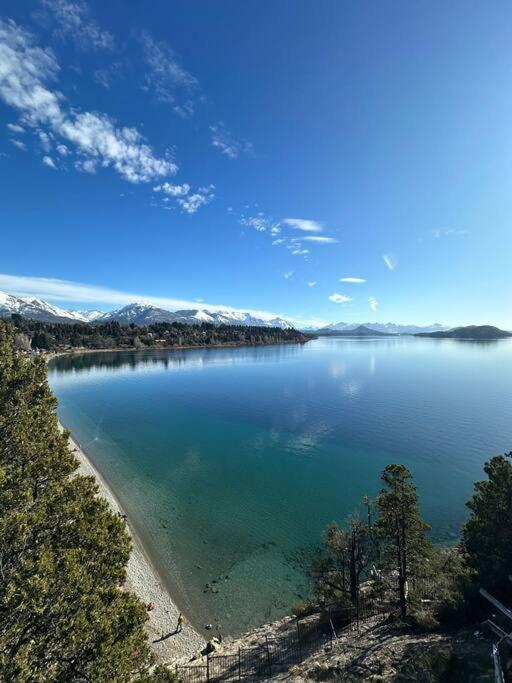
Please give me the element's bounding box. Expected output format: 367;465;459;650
206;653;210;682
265;635;272;676
238;647;241;680
296;619;303;662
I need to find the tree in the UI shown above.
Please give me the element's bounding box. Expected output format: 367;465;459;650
314;516;372;607
376;464;431;619
0;322;153;680
462;453;512;600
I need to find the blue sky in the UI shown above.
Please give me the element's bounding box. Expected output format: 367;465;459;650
0;1;511;327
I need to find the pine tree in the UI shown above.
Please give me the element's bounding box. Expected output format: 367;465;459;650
462;453;512;600
0;322;154;681
376;464;431;619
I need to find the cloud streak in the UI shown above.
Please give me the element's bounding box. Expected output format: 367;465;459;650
283;218;323;233
328;293;352;304
383;253;397;270
0;273;330;328
339;277;366;283
368;296;378;312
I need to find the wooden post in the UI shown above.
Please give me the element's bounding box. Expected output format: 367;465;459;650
206;654;210;682
238;647;241;681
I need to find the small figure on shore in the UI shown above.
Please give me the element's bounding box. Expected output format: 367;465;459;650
147;602;156;612
176;612;184;633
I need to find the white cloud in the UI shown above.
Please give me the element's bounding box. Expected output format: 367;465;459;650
339;277;366;283
307;281;317;287
177;185;214;214
368;296;378;312
41;0;114;51
241;215;268;232
38;129;52;151
383;253;397;270
283;218;323;233
0;272;330;329
154;182;191;197
139;29;196;105
56;142;69;155
328;293;352;304
283;270;294;280
0;19;177;183
210;123;252;159
7;122;24;133
303;235;338;243
42;154;56;168
10;138;26;150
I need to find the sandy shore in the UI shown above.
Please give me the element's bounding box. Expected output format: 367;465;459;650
66;430;205;664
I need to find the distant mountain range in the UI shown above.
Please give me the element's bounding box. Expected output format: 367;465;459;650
416;325;512;340
0;292;292;329
316;321;450;335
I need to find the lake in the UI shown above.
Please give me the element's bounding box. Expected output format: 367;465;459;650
48;336;512;635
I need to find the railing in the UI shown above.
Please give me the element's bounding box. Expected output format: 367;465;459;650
175;598;384;682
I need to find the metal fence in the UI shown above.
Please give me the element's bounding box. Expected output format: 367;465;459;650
175;598;384;682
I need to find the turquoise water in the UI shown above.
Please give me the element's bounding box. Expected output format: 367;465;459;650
48;337;512;635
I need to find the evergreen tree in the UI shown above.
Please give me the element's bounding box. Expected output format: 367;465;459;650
0;322;154;681
314;516;372;606
376;464;431;619
462;453;512;600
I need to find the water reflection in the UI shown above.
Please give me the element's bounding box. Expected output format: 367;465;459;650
49;343;305;375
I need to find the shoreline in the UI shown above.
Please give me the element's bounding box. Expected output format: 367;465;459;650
64;427;205;664
45;337;311;361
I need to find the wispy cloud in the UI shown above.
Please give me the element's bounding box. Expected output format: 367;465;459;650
178;186;215;214
283;270;294;280
339;277;366;283
153;182;214;213
7;122;24;133
283;218;323;233
431;228;468;239
210;122;252;159
40;0;115;51
139;29;196;107
0;19;177;183
10;138;26;150
154;182;191;197
328;293;352;304
0;272;330;329
307;281;317;287
368;296;378;312
383;253;397;271
42;154;56;168
303;235;338;244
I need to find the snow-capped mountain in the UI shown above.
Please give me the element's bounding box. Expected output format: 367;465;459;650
0;292;293;329
69;309;105;322
101;303;292;329
317;321;449;335
0;291;86;323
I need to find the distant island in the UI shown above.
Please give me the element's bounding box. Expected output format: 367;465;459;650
416;325;512;340
8;315;312;352
320;324;393;337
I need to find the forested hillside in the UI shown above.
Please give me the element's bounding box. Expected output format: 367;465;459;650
8;314;312;352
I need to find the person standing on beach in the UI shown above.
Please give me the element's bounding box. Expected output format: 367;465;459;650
176;612;184;633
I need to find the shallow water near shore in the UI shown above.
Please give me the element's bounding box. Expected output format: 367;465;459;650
48;336;512;635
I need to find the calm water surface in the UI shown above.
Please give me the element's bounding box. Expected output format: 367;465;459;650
48;337;512;635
